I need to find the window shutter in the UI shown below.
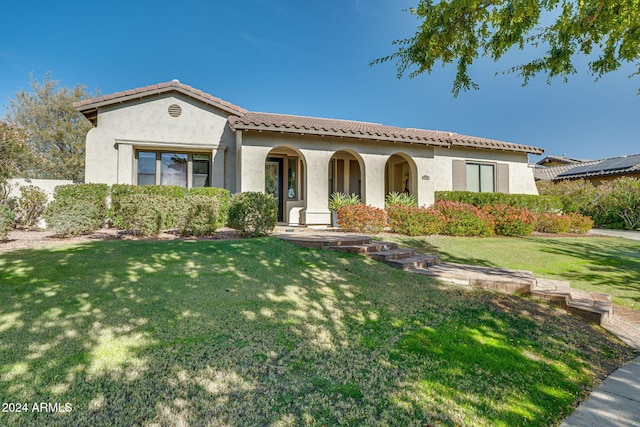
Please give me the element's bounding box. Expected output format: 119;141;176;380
496;163;510;193
452;160;466;191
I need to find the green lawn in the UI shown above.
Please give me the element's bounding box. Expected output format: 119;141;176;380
382;235;640;311
0;238;634;426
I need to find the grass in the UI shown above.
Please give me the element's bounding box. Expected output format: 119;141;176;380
0;238;635;426
383;235;640;311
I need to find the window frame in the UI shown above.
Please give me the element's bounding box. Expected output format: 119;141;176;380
465;161;496;193
135;150;212;189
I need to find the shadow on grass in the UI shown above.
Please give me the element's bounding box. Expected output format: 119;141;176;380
0;238;634;426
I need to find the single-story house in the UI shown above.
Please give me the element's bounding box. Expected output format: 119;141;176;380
74;80;543;225
534;153;640;184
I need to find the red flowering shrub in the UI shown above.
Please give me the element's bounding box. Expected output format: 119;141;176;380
337;204;387;234
387;205;446;236
483;204;535;236
535;213;571;234
566;212;594;234
432;201;494;237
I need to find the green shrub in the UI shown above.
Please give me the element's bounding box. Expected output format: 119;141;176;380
53;184;109;221
178;196;220;236
228;192;278;237
535;213;571;234
536;180;598;214
337;204;387;234
435;191;562;213
119;194;176;236
142;185;187;199
44;199;101;237
385;191;418;208
14;185;47;229
387;205;445;236
188;187;231;227
600;177;640;230
566;212;594;234
483;204;535;236
0;203;14;240
109;184;144;228
432;200;494;237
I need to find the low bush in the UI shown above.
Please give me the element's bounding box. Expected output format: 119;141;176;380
53;184;109;221
14;185;47;229
337;204;387;234
188;187;231;227
436;191;562;213
432;200;494;237
566;212;594;234
483;204;536;236
109;184;144;228
44;199;101;237
178;196;220;237
387;205;445;236
385;191;418;208
535;213;571;234
228;192;278;237
142;185;188;199
118;193;176;236
0;203;13;240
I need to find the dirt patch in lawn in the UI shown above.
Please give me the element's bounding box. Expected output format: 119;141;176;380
0;227;242;252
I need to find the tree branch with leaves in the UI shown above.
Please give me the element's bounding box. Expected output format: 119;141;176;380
372;0;640;95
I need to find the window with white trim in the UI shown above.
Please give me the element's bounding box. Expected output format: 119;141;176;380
136;151;210;188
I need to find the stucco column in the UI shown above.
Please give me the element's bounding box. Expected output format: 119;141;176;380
211;145;226;188
299;149;332;225
117;144;134;185
360;153;387;209
237;144;272;192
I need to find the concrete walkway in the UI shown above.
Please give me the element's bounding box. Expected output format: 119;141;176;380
559;356;640;427
590;228;640;241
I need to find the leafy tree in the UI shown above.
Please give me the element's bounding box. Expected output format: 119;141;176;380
0;121;32;200
373;0;640;95
602;177;640;230
6;73;94;181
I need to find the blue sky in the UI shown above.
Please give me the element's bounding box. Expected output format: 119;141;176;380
1;0;638;162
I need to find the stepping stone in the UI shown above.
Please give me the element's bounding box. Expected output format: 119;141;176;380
384;254;438;270
327;241;399;255
368;248;416;262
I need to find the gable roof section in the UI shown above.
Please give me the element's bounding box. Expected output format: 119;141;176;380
556;153;640;179
74;80;248;124
75;80;544;155
536;155;589;165
229;112;544;154
533;161;600;181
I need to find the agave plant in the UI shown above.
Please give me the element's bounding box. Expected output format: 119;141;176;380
328;192;361;211
385;191;418;209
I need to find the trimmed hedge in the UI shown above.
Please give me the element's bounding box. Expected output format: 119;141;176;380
178;196;220;237
566;212;594;234
435;191;562;213
228;192;278;237
387;205;445;236
118;193;175;236
432;200;494;237
337;204;387;234
483;204;535;237
188;187;231;227
535;213;571;234
53;184;109;221
44;199;101;237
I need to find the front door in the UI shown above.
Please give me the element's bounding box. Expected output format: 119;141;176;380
266;158;284;222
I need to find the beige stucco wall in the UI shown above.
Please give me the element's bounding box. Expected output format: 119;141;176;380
237;132;538;224
85;94;236;190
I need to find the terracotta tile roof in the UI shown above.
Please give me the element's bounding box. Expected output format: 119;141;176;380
73;80;248;117
75;80;544;154
229;112;544;154
556;153;640;179
533;163;596;181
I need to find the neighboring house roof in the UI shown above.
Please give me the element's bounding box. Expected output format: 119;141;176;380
73;80;248;123
536;155;589;165
556;153;640;180
533;161;600;181
75;80;544;155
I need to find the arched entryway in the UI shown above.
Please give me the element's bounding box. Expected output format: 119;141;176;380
328;150;365;202
265;146;306;224
385;153;417;197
